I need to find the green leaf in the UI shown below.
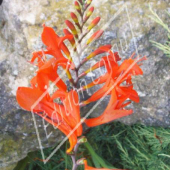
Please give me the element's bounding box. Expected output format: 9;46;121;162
84;141;115;169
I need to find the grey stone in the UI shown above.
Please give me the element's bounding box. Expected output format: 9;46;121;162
0;0;170;169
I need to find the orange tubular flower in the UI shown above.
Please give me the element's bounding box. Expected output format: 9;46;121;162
85;89;133;127
83;55;146;127
83;160;127;170
83;55;145;104
29;25;77;91
41;25;73;62
16;86;77;153
31;58;67;91
51;89;83;137
30;26;74;67
16;24;82;153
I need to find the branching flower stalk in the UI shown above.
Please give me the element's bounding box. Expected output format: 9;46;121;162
16;0;147;170
70;136;87;170
71;0;96;88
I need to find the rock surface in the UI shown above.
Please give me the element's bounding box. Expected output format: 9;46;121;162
0;0;170;169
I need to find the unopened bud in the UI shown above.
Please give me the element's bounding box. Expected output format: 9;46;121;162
88;17;100;30
65;20;78;38
86;30;103;45
84;6;94;22
71;12;79;24
74;1;81;14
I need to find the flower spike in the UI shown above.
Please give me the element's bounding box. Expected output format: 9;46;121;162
16;0;146;166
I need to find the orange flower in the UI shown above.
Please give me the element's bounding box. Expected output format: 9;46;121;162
16;86;78;153
83;55;145;104
51;89;83;137
16;25;81;153
29;24;77;91
41;25;73;62
85;89;133;127
83;160;127;170
83;55;146;127
30;57;67;91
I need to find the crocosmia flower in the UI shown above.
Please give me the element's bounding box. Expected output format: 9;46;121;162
16;25;82;153
16;0;146;169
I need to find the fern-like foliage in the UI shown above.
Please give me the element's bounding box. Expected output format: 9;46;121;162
87;123;170;170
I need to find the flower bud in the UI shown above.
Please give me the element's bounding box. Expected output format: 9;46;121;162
88;17;100;31
65;20;78;38
86;30;103;45
70;12;79;24
74;1;81;14
84;7;94;22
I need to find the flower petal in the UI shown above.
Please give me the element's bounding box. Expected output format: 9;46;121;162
16;87;45;111
37;111;77;153
84;160;127;170
85;90;133;127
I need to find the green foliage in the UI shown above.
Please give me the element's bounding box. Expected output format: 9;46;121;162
15;122;170;170
149;6;170;58
84;142;115;169
87;122;170;170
